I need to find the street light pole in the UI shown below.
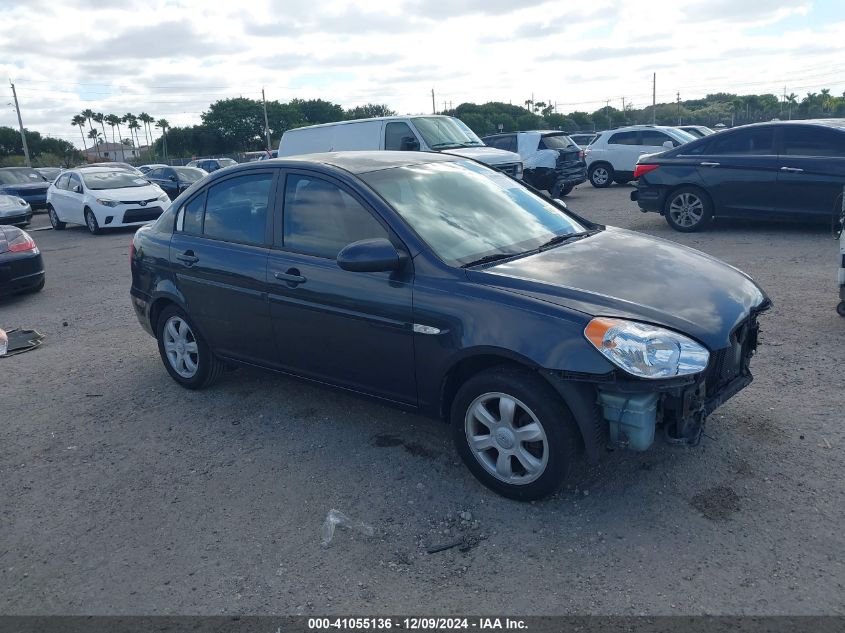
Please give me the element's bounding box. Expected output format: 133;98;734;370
262;88;271;153
10;81;31;167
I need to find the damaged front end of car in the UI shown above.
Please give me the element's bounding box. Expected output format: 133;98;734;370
544;302;770;456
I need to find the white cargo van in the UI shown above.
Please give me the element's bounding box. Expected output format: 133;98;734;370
278;115;523;179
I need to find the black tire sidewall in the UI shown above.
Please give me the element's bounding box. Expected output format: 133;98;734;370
155;305;215;389
450;367;578;500
84;208;100;235
664;187;713;232
589;164;613;188
48;205;65;230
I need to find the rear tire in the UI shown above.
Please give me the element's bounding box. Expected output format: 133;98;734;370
155;305;224;389
84;208;102;235
47;205;65;230
451;366;580;500
664;186;713;232
588;163;613;188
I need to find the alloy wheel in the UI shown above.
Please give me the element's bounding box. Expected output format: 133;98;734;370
668;192;704;228
591;166;609;186
162;316;199;378
464;392;549;485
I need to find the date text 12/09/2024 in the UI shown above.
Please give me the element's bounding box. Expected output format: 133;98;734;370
305;617;527;630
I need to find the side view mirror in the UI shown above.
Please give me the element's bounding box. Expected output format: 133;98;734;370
400;136;420;152
553;199;569;209
337;238;401;273
169;175;177;182
73;184;82;194
662;140;674;149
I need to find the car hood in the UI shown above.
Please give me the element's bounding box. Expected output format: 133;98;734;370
467;227;768;350
90;184;163;202
0;194;29;213
0;181;49;194
442;146;522;166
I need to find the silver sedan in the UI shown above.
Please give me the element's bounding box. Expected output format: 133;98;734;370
0;194;32;226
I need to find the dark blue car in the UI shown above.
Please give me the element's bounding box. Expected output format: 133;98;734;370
130;152;770;499
0;167;50;211
632;120;845;231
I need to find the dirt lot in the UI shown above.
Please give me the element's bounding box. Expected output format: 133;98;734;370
1;185;843;616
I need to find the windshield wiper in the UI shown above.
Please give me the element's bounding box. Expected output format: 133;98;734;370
429;142;463;149
460;252;520;268
538;230;597;251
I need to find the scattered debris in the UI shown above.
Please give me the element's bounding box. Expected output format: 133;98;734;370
321;509;374;548
690;485;741;521
0;328;44;357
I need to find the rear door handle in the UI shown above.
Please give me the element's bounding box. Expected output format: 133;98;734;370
176;251;199;265
273;269;307;285
780;166;804;173
699;162;720;167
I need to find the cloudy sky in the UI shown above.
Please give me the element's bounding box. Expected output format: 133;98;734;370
1;0;843;148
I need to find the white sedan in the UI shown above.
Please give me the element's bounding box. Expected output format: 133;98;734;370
47;167;171;235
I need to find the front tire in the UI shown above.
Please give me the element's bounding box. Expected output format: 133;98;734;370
451;366;580;500
588;163;613;188
156;305;224;389
47;205;65;230
664;187;713;232
84;208;101;235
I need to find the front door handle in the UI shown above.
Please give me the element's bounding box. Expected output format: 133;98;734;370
273;269;307;285
176;250;199;265
780;166;804;173
699;161;720;167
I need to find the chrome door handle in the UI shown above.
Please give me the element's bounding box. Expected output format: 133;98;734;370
176;251;199;265
780;166;804;173
273;270;307;285
699;162;720;167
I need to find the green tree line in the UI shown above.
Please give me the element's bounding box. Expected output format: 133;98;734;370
0;126;82;167
447;89;845;136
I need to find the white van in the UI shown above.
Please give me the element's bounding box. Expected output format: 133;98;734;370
279;115;523;179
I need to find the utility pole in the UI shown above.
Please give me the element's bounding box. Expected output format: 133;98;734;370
9;81;31;167
261;88;271;152
652;73;656;124
431;88;436;114
606;99;611;129
676;91;681;125
621;96;626;112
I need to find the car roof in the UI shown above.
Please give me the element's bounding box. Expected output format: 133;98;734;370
728;119;845;131
285;114;458;132
70;166;129;174
210;151;461;176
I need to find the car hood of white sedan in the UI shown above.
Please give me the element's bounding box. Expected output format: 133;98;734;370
90;184;163;203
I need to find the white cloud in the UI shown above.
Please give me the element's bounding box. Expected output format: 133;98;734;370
0;0;842;148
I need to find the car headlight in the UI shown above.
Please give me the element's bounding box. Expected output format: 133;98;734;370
17;198;27;206
585;317;709;379
96;198;119;208
157;192;170;202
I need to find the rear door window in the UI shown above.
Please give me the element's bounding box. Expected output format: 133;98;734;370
202;173;273;245
782;126;845;157
608;131;637;145
709;128;775;155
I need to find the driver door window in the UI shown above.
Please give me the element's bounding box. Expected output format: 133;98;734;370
384;122;419;151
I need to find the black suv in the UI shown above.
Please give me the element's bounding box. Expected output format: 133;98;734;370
632;120;845;231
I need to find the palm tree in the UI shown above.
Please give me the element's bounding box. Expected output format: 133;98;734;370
820;88;833;114
129;119;143;157
92;113;109;158
156;118;170;159
87;128;102;151
71;114;88;156
81;109;99;158
104;114;124;160
138;112;154;153
786;93;798;120
122;113;139;159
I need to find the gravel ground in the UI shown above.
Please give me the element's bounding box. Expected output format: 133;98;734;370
1;185;843;616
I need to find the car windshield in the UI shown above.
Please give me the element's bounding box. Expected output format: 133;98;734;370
542;135;575;149
672;129;697;143
174;167;205;183
218;158;237;166
0;168;45;185
81;171;149;190
362;160;586;266
411;117;484;149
